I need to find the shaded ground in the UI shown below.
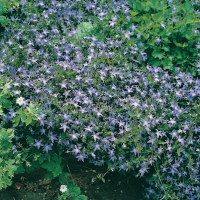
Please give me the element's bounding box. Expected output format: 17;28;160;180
0;156;145;200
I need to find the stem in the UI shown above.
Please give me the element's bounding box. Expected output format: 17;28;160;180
153;162;167;199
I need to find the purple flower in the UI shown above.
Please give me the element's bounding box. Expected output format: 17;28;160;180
20;0;26;6
12;145;17;154
119;163;128;171
72;145;81;155
60;123;69;132
160;22;166;29
33;139;43;149
43;144;52;153
92;132;100;142
69;131;79;141
139;166;149;176
196;42;200;49
48;132;58;143
93;143;101;151
76;154;86;162
155;37;161;45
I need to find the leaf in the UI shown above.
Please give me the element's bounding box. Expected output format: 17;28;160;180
1;175;12;188
26;135;34;144
150;0;162;10
129;11;138;17
0;93;12;108
136;145;143;153
0;16;10;26
0;106;3;116
20;112;26;123
152;47;163;59
140;14;151;21
12;115;20;127
59;173;68;184
148;58;161;67
151;12;164;22
162;59;172;70
131;0;143;11
182;1;193;12
162;46;170;52
41;160;62;177
73;195;87;200
15;164;25;174
44;172;54;180
76;22;98;39
69;186;81;197
133;136;139;143
173;41;188;48
25;115;32;126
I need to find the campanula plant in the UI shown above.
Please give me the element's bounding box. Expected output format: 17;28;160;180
0;0;199;199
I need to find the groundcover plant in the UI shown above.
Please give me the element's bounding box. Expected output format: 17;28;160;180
0;0;199;199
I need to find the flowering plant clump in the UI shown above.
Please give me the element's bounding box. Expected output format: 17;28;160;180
0;0;199;199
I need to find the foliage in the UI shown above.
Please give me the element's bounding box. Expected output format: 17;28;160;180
0;0;199;199
0;79;21;190
0;76;87;197
128;0;200;75
0;128;17;189
76;22;98;39
0;0;19;27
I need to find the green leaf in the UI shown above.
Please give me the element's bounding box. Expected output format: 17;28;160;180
136;145;143;153
41;160;62;177
162;59;172;70
0;93;12;108
69;186;81;197
38;156;44;164
162;46;170;52
0;105;3;116
15;164;25;174
151;11;165;22
152;47;163;59
1;175;12;188
101;177;105;183
0;16;10;26
20;112;26;122
44;172;54;180
148;59;161;67
140;14;151;21
12;115;20;127
131;0;143;11
26;135;34;144
129;11;138;17
25;116;32;126
182;1;193;12
173;41;188;48
59;173;68;184
76;22;98;39
150;0;162;10
73;195;87;200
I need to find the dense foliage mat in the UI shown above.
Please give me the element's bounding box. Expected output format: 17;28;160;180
0;0;199;199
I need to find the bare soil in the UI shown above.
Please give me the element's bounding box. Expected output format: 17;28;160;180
0;156;145;200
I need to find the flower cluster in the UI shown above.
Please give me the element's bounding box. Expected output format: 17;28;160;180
0;0;199;199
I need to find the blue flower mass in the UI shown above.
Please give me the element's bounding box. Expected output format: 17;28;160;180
0;0;199;199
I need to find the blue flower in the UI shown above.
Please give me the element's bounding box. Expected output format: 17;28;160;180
33;139;43;149
43;144;52;153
